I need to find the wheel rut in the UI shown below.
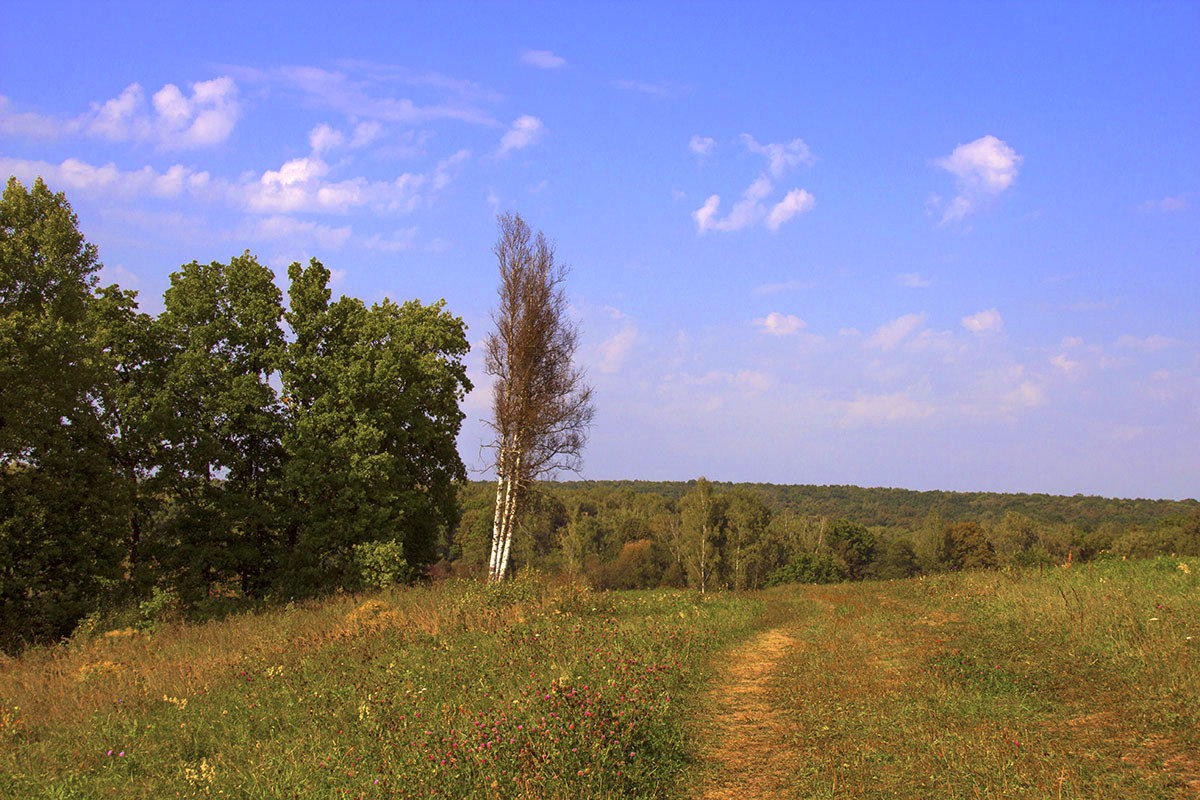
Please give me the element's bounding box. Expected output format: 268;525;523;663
698;625;798;800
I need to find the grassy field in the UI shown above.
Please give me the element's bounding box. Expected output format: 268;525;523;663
0;576;761;799
749;556;1200;798
2;558;1197;799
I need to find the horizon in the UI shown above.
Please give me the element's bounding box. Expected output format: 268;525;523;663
2;1;1196;500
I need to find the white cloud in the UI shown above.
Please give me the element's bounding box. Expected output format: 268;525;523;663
1116;334;1174;352
1003;380;1046;409
361;227;418;252
614;79;675;97
692;194;721;233
350;120;383;148
600;325;638;373
308;123;345;153
240;215;353;249
843;390;935;426
693;174;774;233
934;135;1022;222
689;135;715;157
755;312;805;336
433;149;471;189
1050;353;1081;377
766;188;815;230
961;308;1004;335
736;370;774;393
0;151;447;218
521;49;566;69
0;156;203;199
753;279;816;296
3;77;241;148
233;64;497;126
897;272;932;288
498;115;544;157
1140;195;1188;213
867;312;926;350
0;95;68;137
741;134;815;177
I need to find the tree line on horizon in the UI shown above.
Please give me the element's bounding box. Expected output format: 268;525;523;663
0;177;472;651
442;479;1200;590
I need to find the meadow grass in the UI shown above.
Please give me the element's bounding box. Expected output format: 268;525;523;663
4;558;1197;799
766;556;1200;798
0;576;763;799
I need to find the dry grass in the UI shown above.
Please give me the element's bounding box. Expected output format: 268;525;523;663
764;556;1200;798
0;576;580;741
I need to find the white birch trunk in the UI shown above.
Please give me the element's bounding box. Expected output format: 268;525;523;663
488;448;507;581
495;453;522;581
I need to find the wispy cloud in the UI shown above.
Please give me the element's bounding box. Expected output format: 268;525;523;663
752;279;816;296
741;134;816;177
867;312;926;350
766;188;815;230
897;272;932;288
600;325;638;373
614;79;679;97
521;49;566;69
962;308;1004;335
1140;195;1189;213
497;115;545;157
227;63;497;126
1115;334;1174;352
689;135;715;158
755;312;806;336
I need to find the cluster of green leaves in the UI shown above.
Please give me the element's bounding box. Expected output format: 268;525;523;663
0;177;472;651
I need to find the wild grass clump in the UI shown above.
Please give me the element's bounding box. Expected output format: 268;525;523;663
0;575;761;799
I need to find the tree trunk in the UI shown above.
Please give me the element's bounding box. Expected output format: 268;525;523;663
496;453;522;581
488;448;507;580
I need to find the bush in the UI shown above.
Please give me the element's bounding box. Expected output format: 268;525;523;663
766;552;844;586
352;539;410;589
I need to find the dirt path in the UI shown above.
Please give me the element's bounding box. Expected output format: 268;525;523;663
698;626;798;800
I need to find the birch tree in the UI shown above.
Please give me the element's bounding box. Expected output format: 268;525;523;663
485;214;593;582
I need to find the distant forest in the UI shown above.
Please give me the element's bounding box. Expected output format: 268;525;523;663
545;480;1199;530
443;479;1200;591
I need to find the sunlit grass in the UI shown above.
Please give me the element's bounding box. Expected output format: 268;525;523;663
767;556;1200;798
0;576;762;799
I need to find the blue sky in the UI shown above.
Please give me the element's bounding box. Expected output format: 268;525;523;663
2;1;1197;499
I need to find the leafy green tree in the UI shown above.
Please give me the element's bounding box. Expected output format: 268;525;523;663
826;518;877;580
0;177;123;649
89;285;168;590
680;477;726;592
724;488;772;589
940;521;996;570
874;538;921;579
155;253;287;600
280;259;471;591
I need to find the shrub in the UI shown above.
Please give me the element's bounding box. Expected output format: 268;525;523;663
766;552;844;586
352;539;410;589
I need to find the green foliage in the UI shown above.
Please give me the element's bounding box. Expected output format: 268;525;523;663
940;521;997;570
825;517;876;579
874;538;921;579
0;178;473;651
0;178;124;651
352;539;410;590
765;552;844;586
